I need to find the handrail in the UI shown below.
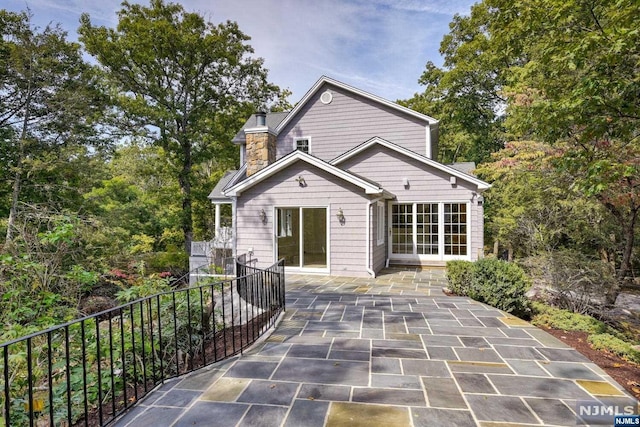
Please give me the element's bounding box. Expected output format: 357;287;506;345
0;258;285;427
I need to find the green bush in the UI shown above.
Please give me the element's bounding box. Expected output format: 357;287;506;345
588;333;640;364
530;302;609;334
445;260;474;296
471;258;532;318
446;258;532;318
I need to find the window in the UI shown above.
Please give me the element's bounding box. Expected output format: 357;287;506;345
391;204;413;254
376;202;385;246
391;202;469;259
444;203;467;255
417;203;439;254
294;137;310;153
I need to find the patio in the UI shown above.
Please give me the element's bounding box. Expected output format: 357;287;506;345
113;268;637;426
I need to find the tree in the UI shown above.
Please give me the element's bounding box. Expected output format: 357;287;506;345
0;10;108;244
476;140;612;259
401;2;509;164
79;0;287;254
488;0;640;293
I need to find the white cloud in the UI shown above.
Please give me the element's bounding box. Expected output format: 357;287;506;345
5;0;476;101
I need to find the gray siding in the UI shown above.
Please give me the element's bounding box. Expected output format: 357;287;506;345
339;145;484;262
277;83;432;161
235;160;373;277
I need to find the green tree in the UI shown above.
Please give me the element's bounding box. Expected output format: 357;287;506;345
488;0;640;293
79;0;288;254
402;2;509;164
476;140;612;259
0;10;108;244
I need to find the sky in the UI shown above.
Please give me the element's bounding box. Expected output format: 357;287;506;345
4;0;477;103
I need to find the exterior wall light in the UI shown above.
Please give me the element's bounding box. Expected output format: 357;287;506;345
295;175;306;187
337;207;345;225
259;208;267;224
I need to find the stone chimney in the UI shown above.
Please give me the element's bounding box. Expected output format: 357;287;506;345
245;112;277;177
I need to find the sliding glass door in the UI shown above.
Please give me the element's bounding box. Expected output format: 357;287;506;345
276;207;327;269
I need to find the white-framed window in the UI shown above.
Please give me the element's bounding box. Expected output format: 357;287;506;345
376;202;385;246
390;202;469;259
293;137;310;153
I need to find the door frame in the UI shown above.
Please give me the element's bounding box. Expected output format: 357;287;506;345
273;205;330;274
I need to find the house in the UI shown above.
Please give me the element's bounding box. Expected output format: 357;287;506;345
197;76;490;277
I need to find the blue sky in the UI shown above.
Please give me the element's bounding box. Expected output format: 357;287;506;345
4;0;476;103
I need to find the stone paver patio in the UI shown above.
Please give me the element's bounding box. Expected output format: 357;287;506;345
114;268;638;426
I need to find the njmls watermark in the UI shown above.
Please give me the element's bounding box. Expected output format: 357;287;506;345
576;399;639;425
614;415;639;426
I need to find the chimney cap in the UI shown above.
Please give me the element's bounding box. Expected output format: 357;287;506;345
255;111;267;126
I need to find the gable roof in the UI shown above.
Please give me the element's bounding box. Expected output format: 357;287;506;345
224;150;392;198
331;137;491;191
274;76;439;135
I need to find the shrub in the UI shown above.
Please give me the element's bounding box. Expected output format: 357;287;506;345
446;258;532;319
519;250;618;314
445;260;474;296
471;258;532;318
588;333;640;364
531;302;609;334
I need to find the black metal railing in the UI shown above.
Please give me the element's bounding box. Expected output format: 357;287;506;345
0;259;285;427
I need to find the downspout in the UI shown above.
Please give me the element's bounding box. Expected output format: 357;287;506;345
366;196;384;278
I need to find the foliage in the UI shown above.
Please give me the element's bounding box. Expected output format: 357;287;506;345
0;9;110;244
588;333;640;365
486;0;640;291
531;302;640;364
401;2;508;164
0;207;102;328
78;0;289;253
476;141;613;258
530;301;609;334
445;260;474;296
519;251;618;313
446;258;532;318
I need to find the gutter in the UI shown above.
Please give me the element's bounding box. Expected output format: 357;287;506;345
365;196;384;278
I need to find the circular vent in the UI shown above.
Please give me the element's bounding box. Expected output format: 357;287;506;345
320;90;333;104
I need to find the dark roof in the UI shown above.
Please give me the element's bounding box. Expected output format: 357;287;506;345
208;170;238;201
232;111;290;143
448;162;477;175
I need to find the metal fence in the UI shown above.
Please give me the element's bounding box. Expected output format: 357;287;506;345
0;259;285;427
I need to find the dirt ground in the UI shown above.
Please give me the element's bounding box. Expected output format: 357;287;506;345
543;327;640;400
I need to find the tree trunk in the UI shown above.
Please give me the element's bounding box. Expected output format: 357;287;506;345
601;196;638;306
179;140;193;256
5;78;33;245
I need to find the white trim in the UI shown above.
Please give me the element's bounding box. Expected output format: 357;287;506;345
244;125;276;136
274;76;439;134
224;150;384;197
331;136;491;190
425;125;431;159
366;197;384;278
387;201;472;262
376;202;385;246
320;90;333;104
273;206;330;273
293;136;312;154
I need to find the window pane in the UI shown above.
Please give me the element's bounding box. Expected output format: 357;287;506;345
416;203;438;255
443;203;467;256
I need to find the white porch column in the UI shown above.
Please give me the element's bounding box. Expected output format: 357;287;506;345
214;203;221;238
